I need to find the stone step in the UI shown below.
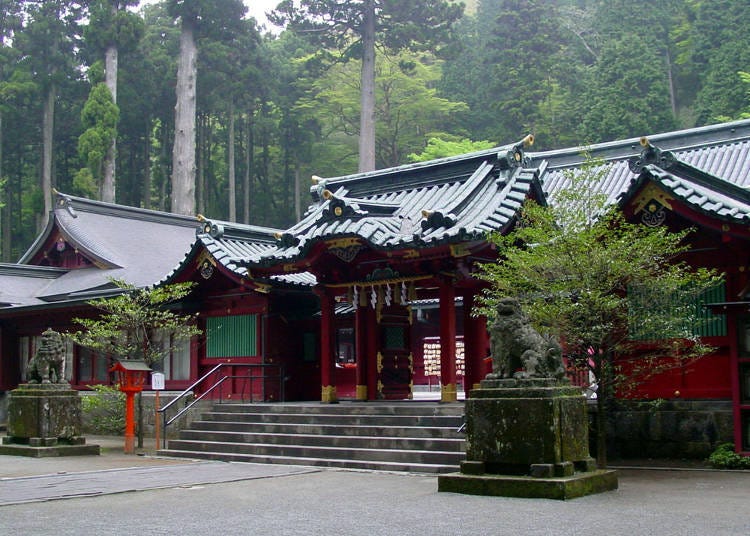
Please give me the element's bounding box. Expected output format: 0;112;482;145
163;439;464;466
163;402;467;473
212;402;464;417
199;412;462;428
188;420;460;439
177;429;465;452
158;448;459;474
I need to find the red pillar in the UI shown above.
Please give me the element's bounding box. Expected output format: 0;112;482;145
317;287;337;403
123;390;136;454
355;303;368;400
439;281;457;402
463;292;488;398
366;306;378;400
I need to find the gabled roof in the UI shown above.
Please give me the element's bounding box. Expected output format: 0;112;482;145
535;120;750;220
242;122;750;273
2;193;200;311
159;216;317;289
252;137;541;267
0;264;67;308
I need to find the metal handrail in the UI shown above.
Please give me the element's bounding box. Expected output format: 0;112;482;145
157;362;285;449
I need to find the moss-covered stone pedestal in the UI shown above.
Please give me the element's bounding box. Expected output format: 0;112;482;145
438;378;617;500
0;383;100;457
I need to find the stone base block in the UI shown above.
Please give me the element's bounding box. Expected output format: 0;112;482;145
438;469;618;500
0;439;100;458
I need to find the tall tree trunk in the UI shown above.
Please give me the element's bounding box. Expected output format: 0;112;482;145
196;112;205;215
294;159;301;222
358;0;376;173
142;117;152;209
0;111;5;261
101;42;118;203
665;46;677;118
243;110;253;224
171;19;197;215
41;83;55;227
159;121;169;211
228;101;236;222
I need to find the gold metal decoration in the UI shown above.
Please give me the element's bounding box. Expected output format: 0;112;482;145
356;385;368;400
254;283;271;294
377;380;384;398
377;351;383;373
441;383;458;402
321;385;338;403
632;183;674;214
329;245;362;263
326;237;361;249
450;244;471;257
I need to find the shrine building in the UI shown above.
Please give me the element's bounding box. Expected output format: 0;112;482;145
1;119;750;457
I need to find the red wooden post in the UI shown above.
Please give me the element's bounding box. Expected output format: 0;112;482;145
439;281;457;402
316;287;337;403
463;292;489;398
355;304;368;400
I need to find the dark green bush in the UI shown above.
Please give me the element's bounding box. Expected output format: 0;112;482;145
708;443;750;470
81;384;125;435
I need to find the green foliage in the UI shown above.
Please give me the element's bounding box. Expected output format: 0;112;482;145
68;279;201;366
478;154;720;371
82;384;125;435
78;82;119;183
708;443;750;469
477;153;721;465
409;136;494;162
299;51;469;169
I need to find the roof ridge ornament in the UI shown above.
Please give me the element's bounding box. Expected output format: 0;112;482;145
628;136;677;173
498;134;534;170
54;190;77;218
197;217;224;238
274;231;300;249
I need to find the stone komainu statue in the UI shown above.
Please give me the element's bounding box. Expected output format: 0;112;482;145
27;328;66;384
488;298;565;380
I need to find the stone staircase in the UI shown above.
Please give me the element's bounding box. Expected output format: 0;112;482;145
158;402;466;473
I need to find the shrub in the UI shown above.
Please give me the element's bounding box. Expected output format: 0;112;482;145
81;384;125;435
708;443;750;470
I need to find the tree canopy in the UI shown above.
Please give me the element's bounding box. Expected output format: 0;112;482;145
68;279;201;366
477;155;721;466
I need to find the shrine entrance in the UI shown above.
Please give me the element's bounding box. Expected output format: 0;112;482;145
377;304;413;399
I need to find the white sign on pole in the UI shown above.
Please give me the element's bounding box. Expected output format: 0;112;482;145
151;372;166;391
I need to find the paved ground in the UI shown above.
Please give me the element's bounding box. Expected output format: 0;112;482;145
1;436;749;535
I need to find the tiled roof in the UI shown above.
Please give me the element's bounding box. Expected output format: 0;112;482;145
535;120;750;218
0;264;67;307
4;193;200;310
252;139;540;266
248;120;750;271
159;217;317;288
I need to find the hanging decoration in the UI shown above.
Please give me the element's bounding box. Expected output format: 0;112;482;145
352;285;359;307
385;284;392;306
370;287;377;309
